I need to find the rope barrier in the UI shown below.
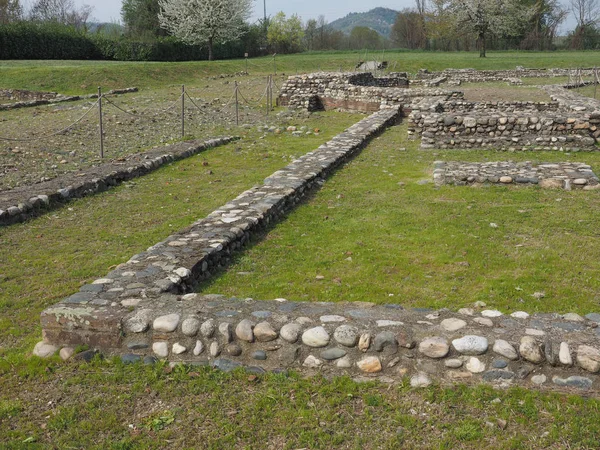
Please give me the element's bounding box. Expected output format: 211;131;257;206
1;71;281;148
271;78;282;94
237;84;269;107
0;99;99;142
103;93;183;118
184;91;207;113
214;91;237;114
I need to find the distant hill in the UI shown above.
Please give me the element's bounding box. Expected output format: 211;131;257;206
328;7;399;38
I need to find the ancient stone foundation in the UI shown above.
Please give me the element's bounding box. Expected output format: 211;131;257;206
0;87;138;111
0;137;237;226
278;70;600;151
277;72;460;113
39;293;600;391
38;108;401;350
414;67;597;84
409;112;599;151
433;161;600;189
36;105;600;392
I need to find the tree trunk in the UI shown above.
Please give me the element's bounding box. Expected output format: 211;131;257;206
478;32;486;57
208;36;214;61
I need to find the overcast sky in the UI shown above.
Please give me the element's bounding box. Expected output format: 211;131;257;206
63;0;577;34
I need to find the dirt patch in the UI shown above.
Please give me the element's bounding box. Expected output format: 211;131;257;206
0;138;229;213
0;76;283;192
460;84;551;102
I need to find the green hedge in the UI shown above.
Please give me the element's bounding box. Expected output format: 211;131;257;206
0;22;101;59
0;22;254;61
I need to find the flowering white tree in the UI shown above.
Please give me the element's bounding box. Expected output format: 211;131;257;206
451;0;533;57
158;0;253;60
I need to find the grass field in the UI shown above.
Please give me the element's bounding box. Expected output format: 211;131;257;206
0;50;598;93
199;123;600;315
1;52;600;448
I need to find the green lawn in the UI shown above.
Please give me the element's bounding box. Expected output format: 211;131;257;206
0;50;598;94
199;122;600;314
1;54;600;448
1;362;600;449
0;110;362;352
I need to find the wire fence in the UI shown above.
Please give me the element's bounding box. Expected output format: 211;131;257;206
0;76;282;159
1;66;597;161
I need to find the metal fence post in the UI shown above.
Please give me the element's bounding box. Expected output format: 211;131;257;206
181;85;185;138
266;76;270;116
235;81;239;126
98;87;104;159
270;75;273;112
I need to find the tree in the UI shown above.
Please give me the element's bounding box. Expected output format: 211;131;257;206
29;0;92;30
349;26;382;49
450;0;533;57
122;0;166;40
304;18;317;50
0;0;22;24
158;0;252;60
570;0;600;27
267;11;304;53
568;0;600;48
520;0;567;50
391;9;427;49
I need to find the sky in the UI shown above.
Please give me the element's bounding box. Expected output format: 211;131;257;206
62;0;577;34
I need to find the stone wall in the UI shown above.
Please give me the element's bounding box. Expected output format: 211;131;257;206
38;107;401;349
0;89;59;101
278;70;600;151
39;293;600;391
0;137;237;226
277;72;461;113
408;111;599;150
35;106;600;392
414;68;596;83
441;100;561;113
0;87;138;111
407;83;600;151
541;85;600;112
433;161;600;189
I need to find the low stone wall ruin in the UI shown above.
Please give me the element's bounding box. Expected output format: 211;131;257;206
409;111;599;151
0;87;138;111
414;68;596;84
39;293;600;391
441;100;561;113
38;107;401;351
277;72;460;113
433;161;600;189
541;85;600;112
278;70;600;151
0;136;237;226
34;106;600;392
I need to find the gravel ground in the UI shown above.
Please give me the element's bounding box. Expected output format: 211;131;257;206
0;74;285;192
0;138;232;212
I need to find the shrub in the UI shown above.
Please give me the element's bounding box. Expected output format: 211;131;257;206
0;22;100;59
